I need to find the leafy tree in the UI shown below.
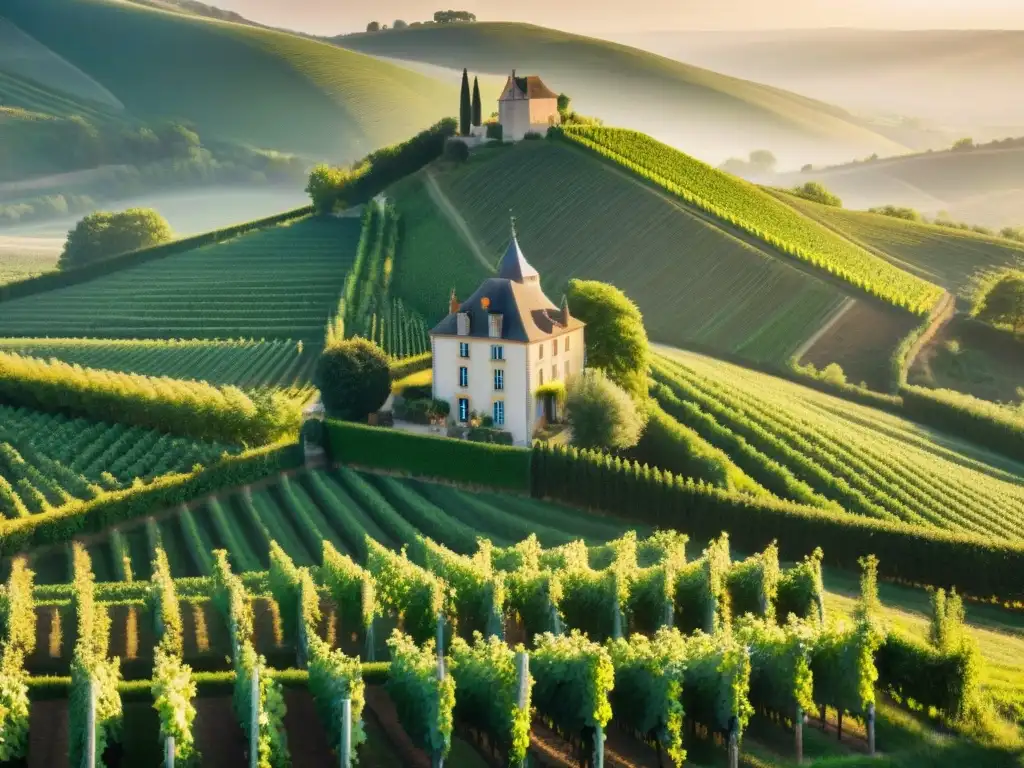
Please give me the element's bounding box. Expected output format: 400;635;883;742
975;271;1024;335
869;205;921;222
59;208;172;270
394;19;408;29
306;164;348;215
471;77;482;127
566;370;644;451
951;137;974;152
790;181;842;207
557;93;572;116
459;69;472;136
366;21;380;32
748;149;777;172
566;279;649;400
1000;226;1024;243
314;338;392;421
434;10;477;23
801;163;814;173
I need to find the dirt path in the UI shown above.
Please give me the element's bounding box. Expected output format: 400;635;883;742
793;297;857;362
423;169;495;273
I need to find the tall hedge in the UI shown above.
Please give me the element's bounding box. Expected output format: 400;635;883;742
530;443;1024;601
325;420;530;492
0;442;302;554
900;385;1024;462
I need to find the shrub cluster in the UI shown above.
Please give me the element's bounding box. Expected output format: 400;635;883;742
900;385;1023;462
210;551;289;768
306;119;457;213
386;631;455;762
0;558;35;761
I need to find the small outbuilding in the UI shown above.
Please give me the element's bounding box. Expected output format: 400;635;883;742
498;70;561;141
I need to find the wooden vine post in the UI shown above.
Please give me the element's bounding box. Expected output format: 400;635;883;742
339;697;352;768
433;612;446;768
85;676;97;768
795;706;803;764
515;651;529;768
867;703;876;756
165;735;176;768
727;715;739;768
250;665;260;768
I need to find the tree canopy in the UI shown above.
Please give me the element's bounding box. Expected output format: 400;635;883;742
566;370;644;451
366;21;380;32
974;270;1024;335
459;69;472;136
314;338;392;421
434;10;476;23
471;77;482;127
790;181;843;208
566;279;649;400
59;208;173;271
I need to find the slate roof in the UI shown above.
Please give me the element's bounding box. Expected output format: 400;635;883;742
500;73;558;101
430;234;583;343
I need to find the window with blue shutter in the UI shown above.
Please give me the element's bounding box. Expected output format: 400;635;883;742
459;367;468;387
458;398;469;422
491;345;504;361
493;400;505;426
459;342;470;358
494;369;504;391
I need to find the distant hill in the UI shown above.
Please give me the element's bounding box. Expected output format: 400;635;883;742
1;0;458;163
619;28;1024;133
334;23;909;168
772;146;1024;230
770;189;1024;297
388;140;917;389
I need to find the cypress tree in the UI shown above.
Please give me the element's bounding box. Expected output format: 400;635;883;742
459;68;472;136
472;76;482;126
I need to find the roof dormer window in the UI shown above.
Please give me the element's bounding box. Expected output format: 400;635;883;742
457;312;471;336
488;313;503;338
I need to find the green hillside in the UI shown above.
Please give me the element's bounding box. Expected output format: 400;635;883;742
335;22;908;167
391;139;919;386
0;215;360;343
392;140;850;366
1;0;457;162
651;348;1024;539
770;190;1024;296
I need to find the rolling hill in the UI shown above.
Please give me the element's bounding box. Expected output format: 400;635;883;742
619;28;1024;133
769;189;1024;297
772;145;1024;230
0;0;458;163
334;23;909;167
389;139;918;388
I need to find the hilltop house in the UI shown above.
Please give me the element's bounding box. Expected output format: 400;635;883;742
430;221;585;445
498;70;560;141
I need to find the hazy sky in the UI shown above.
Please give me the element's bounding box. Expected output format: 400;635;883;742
214;0;1024;35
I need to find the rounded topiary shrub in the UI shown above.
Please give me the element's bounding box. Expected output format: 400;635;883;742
314;338;391;421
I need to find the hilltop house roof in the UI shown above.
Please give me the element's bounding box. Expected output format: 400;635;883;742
500;72;558;101
430;225;583;343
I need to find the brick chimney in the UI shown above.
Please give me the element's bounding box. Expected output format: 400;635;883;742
449;288;459;314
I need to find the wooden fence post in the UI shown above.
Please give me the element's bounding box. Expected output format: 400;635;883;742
339;697;352;768
165;736;175;768
250;665;260;768
795;706;803;764
867;703;876;756
85;677;96;768
727;716;739;768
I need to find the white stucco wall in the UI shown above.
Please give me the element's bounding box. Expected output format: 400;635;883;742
432;336;531;445
499;99;532;142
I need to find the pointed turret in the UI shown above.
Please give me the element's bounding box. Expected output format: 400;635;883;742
497;215;540;283
559;294;571;326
